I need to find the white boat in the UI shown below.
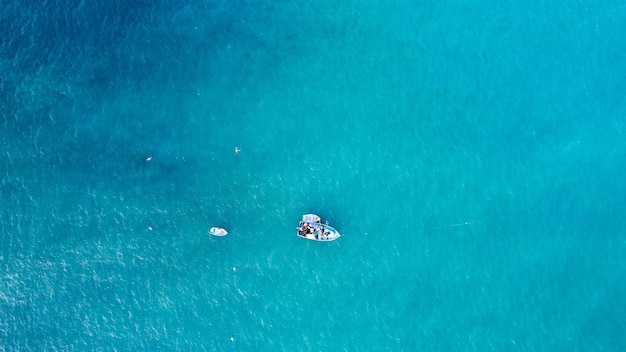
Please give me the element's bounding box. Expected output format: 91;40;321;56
297;214;341;242
209;227;228;236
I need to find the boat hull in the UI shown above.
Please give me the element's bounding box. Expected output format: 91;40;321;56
297;221;341;242
209;227;228;236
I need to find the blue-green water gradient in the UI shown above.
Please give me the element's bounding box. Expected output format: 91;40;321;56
1;0;625;350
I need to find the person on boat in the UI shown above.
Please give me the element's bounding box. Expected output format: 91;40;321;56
313;225;323;240
299;222;310;236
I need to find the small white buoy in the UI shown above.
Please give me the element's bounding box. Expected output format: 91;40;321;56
146;156;152;161
230;336;235;342
232;267;237;272
148;226;153;231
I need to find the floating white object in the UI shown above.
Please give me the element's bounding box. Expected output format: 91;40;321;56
209;227;228;236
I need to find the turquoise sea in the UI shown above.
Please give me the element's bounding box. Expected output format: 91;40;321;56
2;1;625;350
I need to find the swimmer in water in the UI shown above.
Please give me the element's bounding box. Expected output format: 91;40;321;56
234;147;241;155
